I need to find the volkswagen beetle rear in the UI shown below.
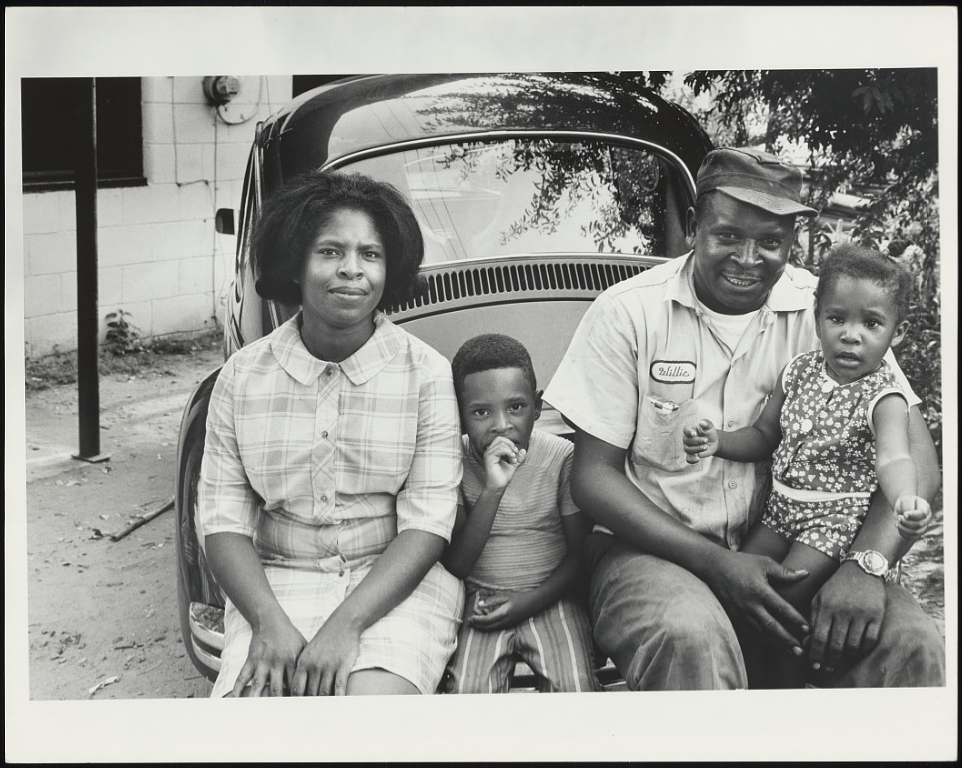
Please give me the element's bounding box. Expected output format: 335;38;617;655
176;72;712;682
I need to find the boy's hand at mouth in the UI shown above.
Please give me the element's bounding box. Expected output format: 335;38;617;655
483;435;527;491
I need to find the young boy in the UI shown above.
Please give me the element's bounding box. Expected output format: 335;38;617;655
442;334;600;693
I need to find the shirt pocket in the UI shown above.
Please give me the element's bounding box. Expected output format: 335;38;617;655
337;411;419;495
631;396;699;474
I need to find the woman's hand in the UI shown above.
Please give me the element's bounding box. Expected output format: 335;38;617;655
290;615;362;696
230;618;307;697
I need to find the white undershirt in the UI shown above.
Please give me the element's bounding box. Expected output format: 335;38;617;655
697;302;760;352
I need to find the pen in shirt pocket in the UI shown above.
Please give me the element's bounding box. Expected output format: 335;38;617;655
647;395;680;412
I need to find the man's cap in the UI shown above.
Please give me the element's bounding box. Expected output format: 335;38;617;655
695;147;818;217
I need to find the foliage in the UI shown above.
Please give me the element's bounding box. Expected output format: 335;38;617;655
103;309;144;357
24;328;222;392
655;69;942;462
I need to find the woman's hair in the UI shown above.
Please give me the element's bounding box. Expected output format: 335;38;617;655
815;242;913;323
451;334;538;402
251;170;424;309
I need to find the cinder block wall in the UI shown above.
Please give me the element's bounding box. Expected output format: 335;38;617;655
22;75;292;357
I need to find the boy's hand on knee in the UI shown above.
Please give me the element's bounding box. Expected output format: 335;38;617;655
683;419;718;464
894;495;932;539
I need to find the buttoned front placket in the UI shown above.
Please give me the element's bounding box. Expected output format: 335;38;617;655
314;362;341;554
718;307;777;548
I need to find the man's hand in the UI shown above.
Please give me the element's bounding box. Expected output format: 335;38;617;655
895;495;932;540
808;563;885;673
482;436;527;491
230;618;307;697
710;549;811;654
683;419;719;464
468;590;530;631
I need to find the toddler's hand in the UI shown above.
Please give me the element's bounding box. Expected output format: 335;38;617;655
483;435;527;491
894;495;932;540
683;419;719;464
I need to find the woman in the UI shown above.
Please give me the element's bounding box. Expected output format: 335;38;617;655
199;171;464;697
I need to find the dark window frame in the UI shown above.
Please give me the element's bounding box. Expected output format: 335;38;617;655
21;77;146;193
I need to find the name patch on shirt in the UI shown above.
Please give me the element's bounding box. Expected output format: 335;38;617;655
650;360;696;384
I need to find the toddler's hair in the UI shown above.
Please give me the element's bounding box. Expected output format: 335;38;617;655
452;334;537;402
815;242;913;323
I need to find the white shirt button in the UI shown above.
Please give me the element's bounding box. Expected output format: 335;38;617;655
320;494;328;503
728;481;737;489
727;420;735;427
322;431;329;439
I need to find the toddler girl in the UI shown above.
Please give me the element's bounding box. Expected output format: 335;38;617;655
683;243;932;686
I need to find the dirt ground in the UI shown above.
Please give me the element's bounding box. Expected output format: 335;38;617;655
16;341;945;701
21;344;223;701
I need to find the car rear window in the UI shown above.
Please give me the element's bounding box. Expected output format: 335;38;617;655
345;138;692;264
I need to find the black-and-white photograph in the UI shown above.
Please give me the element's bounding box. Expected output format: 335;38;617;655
6;6;957;763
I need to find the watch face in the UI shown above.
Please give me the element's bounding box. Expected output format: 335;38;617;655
863;551;887;574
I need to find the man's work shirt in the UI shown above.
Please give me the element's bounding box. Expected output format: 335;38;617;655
544;252;917;550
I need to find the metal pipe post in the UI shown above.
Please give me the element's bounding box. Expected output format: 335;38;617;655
74;77;109;463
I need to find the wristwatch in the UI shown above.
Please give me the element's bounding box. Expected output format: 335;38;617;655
841;549;890;578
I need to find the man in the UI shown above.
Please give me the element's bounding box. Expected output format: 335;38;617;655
544;147;944;689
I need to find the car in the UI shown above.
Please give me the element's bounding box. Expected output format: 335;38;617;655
175;72;712;688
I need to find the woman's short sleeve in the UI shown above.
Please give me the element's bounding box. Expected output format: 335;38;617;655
394;351;462;542
198;359;261;542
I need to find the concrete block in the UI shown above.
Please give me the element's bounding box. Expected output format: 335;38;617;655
97;188;125;227
178;181;217;222
122;184;182;225
179;255;214;295
264;76;293;108
151;219;211;262
22;192;64;235
142;76;174;104
174;144;206;185
152;292;215;335
174;103;216;144
60;271;77;313
59;194;77;232
26;231;76;276
142;101;175;145
173;76;206;105
24;274;64;319
216;142;250;182
98;224;154;268
123;259;181;302
201;144;217;180
145;143;177;185
99;266;124;305
25;312;77;356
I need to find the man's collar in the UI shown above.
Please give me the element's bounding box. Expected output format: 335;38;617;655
271;312;402;386
665;251;814;313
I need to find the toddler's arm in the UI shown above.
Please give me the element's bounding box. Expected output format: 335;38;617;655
873;393;932;540
683;375;786;464
442;436;526;578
